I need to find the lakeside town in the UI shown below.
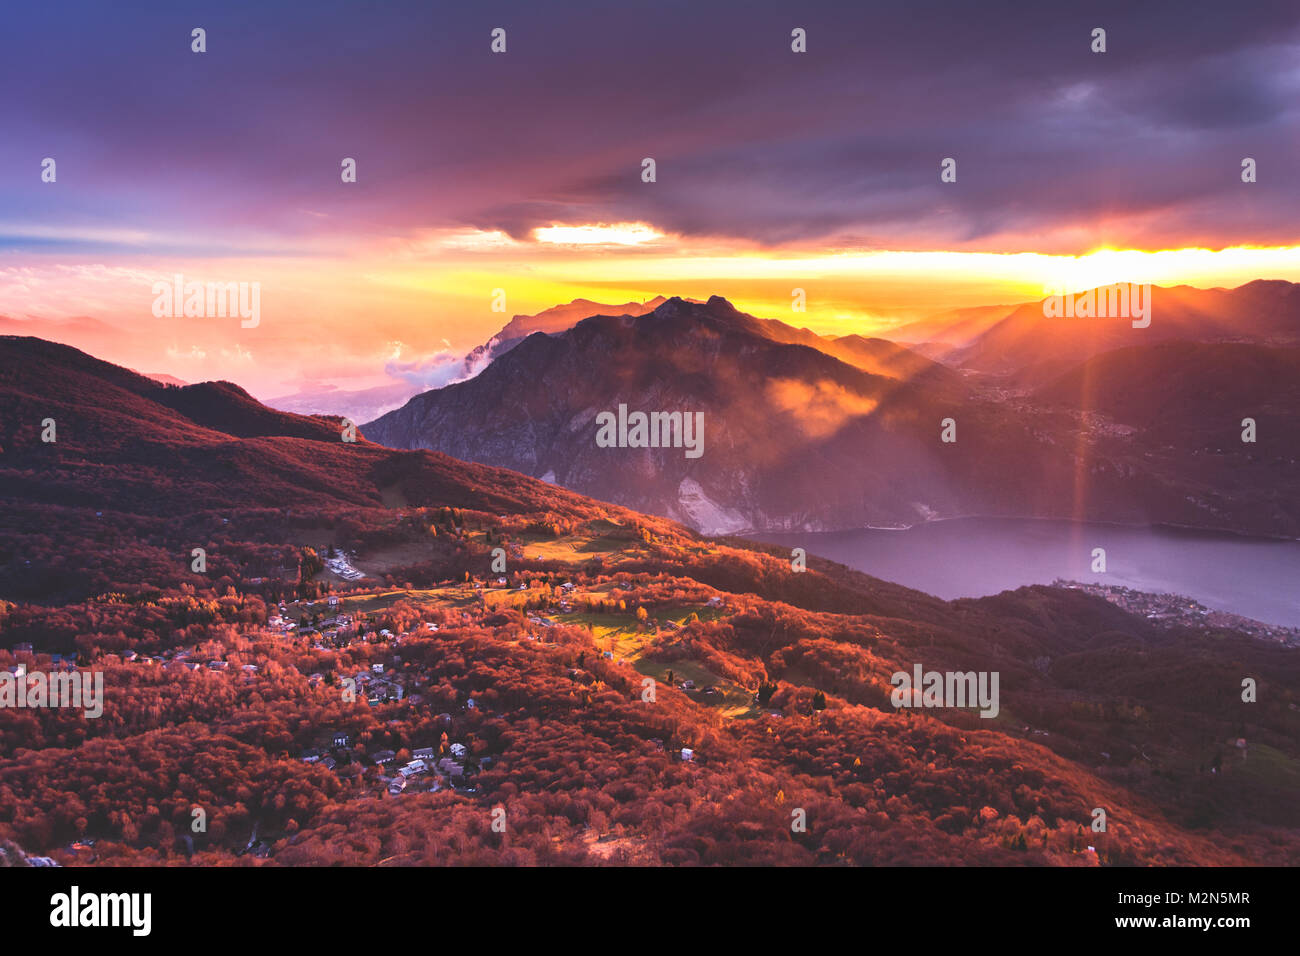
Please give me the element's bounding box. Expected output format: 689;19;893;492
1054;579;1300;647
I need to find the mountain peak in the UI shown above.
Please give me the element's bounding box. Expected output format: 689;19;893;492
650;294;740;317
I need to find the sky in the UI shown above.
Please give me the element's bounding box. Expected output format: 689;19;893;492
1;0;1299;399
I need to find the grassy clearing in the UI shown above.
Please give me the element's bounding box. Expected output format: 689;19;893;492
628;657;758;720
334;587;476;615
1232;741;1300;793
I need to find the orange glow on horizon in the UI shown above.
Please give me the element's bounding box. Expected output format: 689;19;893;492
5;239;1299;395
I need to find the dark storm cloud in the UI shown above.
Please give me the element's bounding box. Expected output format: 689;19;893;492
2;0;1297;254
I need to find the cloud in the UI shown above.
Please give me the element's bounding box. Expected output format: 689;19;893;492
383;342;495;390
765;379;878;440
4;1;1297;257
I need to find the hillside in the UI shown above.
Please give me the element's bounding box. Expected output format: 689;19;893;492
952;281;1300;379
884;302;1025;349
2;335;1298;867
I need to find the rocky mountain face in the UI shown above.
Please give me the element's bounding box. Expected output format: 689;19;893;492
457;296;674;378
363;291;1300;538
362;297;1070;534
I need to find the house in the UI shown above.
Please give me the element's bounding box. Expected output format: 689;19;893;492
680;679;695;690
301;749;322;764
320;757;337;771
437;757;465;778
465;698;476;710
399;759;427;777
368;678;404;702
371;663;384;673
680;748;695;762
327;595;339;608
333;732;351;748
706;597;722;607
371;750;397;765
413;747;436;761
449;743;467;759
389;776;407;794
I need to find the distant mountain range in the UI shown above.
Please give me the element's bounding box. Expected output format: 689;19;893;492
885;302;1027;349
263;381;422;427
362;286;1300;537
947;280;1300;383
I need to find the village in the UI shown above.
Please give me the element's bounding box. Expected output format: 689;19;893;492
1054;579;1300;646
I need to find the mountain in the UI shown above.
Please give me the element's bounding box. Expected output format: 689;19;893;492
1036;341;1300;443
884;302;1026;349
2;333;1298;867
139;372;188;387
1029;342;1300;534
475;295;959;388
491;296;674;346
363;297;1072;534
731;319;962;390
952;280;1300;380
263;381;421;426
363;295;1300;538
458;296;677;378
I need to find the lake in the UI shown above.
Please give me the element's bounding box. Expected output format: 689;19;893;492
750;517;1300;628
